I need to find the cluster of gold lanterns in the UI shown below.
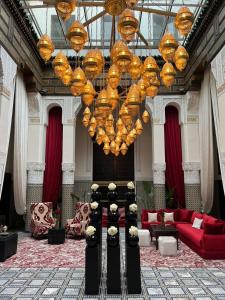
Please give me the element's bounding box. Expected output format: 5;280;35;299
37;1;194;156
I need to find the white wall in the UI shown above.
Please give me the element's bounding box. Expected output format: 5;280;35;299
74;117;93;180
135;121;153;181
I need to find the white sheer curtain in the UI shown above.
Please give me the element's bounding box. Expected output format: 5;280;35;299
199;68;214;213
13;72;28;215
210;71;225;194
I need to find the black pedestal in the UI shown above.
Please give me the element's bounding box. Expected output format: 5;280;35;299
0;232;18;262
85;244;100;294
48;228;65;244
107;242;121;294
126;244;141;294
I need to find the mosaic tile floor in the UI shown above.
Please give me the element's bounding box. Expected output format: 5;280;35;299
1;231;225;299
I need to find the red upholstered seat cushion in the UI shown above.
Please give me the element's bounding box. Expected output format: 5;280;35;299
204;222;224;234
191;212;203;224
178;209;193;222
176;223;203;247
202;234;225;251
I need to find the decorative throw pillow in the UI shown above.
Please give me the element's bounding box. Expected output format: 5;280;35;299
204;222;224;234
148;212;158;222
164;212;174;222
192;217;203;229
191;212;203;224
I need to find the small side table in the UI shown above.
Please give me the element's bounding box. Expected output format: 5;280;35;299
48;228;65;245
0;232;18;262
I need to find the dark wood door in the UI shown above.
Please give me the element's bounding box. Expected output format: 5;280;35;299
93;142;134;181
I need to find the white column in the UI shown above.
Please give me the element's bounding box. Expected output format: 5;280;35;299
61;98;81;225
0;46;17;197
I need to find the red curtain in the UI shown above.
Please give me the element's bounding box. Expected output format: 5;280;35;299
164;106;185;208
43;107;62;204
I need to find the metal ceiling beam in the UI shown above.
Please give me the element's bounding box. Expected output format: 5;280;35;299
137;31;149;47
83;10;106;27
133;6;177;17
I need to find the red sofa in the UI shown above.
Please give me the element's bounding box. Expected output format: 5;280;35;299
141;208;225;259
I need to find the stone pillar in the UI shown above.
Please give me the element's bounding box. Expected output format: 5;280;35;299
0;46;17;197
62;163;75;226
183;162;201;211
153;163;166;209
26;162;45;231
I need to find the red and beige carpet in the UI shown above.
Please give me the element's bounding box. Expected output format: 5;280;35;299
1;235;225;268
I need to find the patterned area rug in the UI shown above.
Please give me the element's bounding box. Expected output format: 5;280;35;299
1;235;225;269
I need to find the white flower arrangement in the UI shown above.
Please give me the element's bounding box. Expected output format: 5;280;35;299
91;183;99;191
86;226;96;237
127;181;135;189
90;201;99;210
129;203;137;212
129;226;138;237
110;203;118;212
108;182;117;191
108;226;118;236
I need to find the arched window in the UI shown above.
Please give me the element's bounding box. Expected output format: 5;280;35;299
43;106;63;204
164;106;185;208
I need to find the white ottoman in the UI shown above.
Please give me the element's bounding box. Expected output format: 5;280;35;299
138;229;150;247
158;236;177;256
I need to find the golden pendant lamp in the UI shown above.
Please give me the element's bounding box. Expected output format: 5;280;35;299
105;0;127;16
146;76;160;97
88;125;95;137
107;64;121;89
55;0;76;21
61;65;73;86
174;46;189;72
103;142;110;155
71;67;87;95
142;56;159;81
96;89;112;114
159;32;178;62
37;34;54;62
137;78;149;101
111;40;133;72
67;21;88;52
142;110;150;123
126;0;138;8
52;51;69;78
107;85;119;110
120;142;128;155
135;118;143;135
126;84;141;116
83;49;105;79
160;62;176;88
118;9;139;42
129;55;142;80
82;80;96;106
174;6;194;36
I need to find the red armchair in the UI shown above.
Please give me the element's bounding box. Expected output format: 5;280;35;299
65;202;91;238
30;202;56;238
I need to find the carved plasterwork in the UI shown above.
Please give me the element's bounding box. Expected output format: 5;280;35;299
153;163;166;185
62;162;75;185
28;92;41;124
183;162;200;184
0;46;17;98
27;162;45;185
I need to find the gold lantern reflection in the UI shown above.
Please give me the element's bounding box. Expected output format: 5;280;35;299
174;6;194;36
37;35;54;62
67;21;88;52
55;0;76;21
174;46;189;72
159;32;178;62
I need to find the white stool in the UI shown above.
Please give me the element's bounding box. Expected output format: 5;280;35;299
138;229;150;246
158;236;177;256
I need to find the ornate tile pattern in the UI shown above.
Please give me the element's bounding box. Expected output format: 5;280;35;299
185;184;202;211
62;184;75;226
25;185;43;232
154;184;166;209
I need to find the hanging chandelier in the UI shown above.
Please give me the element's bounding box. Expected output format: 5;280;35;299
38;1;194;156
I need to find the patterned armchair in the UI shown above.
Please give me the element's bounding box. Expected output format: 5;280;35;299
30;202;56;238
65;202;91;238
